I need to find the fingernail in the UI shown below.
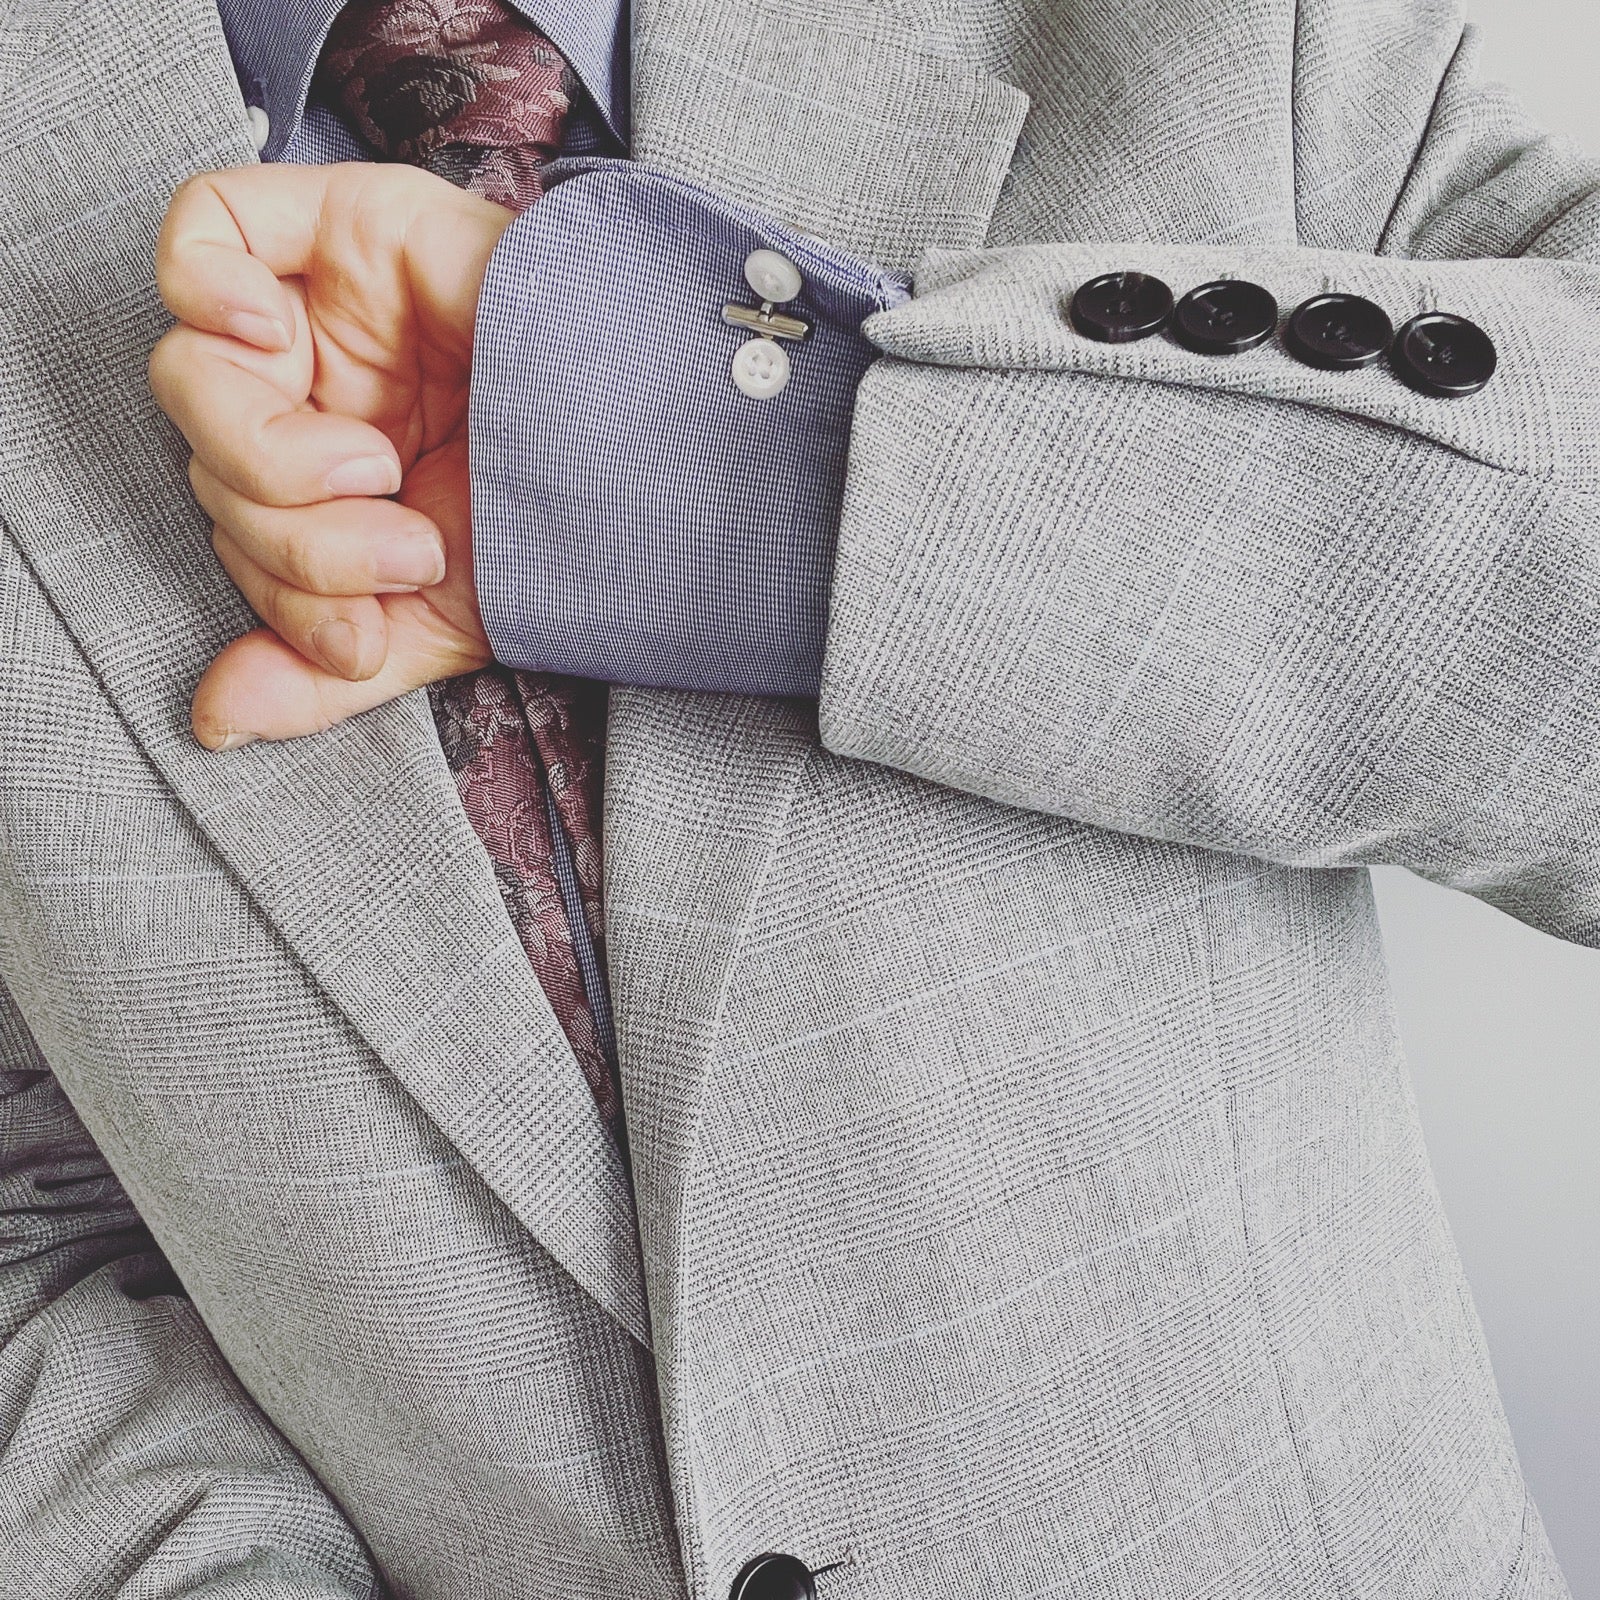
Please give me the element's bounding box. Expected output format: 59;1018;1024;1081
223;309;292;351
312;618;367;678
199;726;257;752
327;456;402;498
375;537;447;589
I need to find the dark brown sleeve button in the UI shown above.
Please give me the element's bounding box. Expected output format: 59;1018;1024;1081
1283;293;1394;370
1069;271;1175;343
730;1553;816;1600
1170;278;1279;354
1390;311;1498;397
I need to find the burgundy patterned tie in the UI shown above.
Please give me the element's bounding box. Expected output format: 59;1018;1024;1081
316;0;619;1132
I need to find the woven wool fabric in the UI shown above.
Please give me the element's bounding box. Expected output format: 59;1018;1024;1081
1;0;1597;1596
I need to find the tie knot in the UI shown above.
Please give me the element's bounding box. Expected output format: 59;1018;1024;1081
316;0;575;211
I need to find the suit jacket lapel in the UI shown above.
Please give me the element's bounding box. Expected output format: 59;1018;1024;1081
610;0;1030;1318
0;0;648;1346
604;691;817;1332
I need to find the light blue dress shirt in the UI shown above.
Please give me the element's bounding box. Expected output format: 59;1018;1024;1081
215;0;904;696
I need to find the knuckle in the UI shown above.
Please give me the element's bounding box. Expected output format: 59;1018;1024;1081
210;528;277;636
164;172;215;230
146;330;184;405
239;428;305;509
210;525;254;595
167;172;208;209
258;579;296;643
187;454;218;511
234;440;288;508
277;526;327;592
154;174;211;273
209;523;241;579
309;678;344;737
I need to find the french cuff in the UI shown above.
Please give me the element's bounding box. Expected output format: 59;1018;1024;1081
468;160;907;697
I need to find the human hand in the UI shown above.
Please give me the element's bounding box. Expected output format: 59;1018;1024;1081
149;162;515;750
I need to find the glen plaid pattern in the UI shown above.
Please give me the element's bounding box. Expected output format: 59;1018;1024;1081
2;0;1597;1596
316;0;619;1115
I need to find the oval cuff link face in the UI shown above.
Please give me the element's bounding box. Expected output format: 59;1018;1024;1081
1067;272;1497;397
724;248;810;399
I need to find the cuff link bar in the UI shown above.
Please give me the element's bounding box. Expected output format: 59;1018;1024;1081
724;249;811;399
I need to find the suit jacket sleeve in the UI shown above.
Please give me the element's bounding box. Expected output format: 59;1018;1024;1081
0;981;383;1599
820;23;1600;947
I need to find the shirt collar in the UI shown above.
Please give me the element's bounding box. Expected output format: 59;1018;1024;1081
216;0;628;162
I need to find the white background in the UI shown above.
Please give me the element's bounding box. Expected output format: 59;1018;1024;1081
1378;10;1599;1592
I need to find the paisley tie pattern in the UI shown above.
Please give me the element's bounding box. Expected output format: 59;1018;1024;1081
428;669;617;1129
318;0;618;1127
317;0;575;210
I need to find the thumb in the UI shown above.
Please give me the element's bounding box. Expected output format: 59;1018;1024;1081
191;625;473;750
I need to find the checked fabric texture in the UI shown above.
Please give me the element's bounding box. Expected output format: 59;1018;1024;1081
318;0;619;1126
2;0;1596;1593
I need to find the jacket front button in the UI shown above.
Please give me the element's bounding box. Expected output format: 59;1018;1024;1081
1390;311;1498;397
1170;278;1279;354
730;1552;817;1600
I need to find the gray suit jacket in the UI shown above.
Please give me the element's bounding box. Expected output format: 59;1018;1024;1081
0;0;1594;1594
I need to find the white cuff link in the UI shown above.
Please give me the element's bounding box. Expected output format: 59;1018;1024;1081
743;248;803;302
731;337;792;399
725;249;809;400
